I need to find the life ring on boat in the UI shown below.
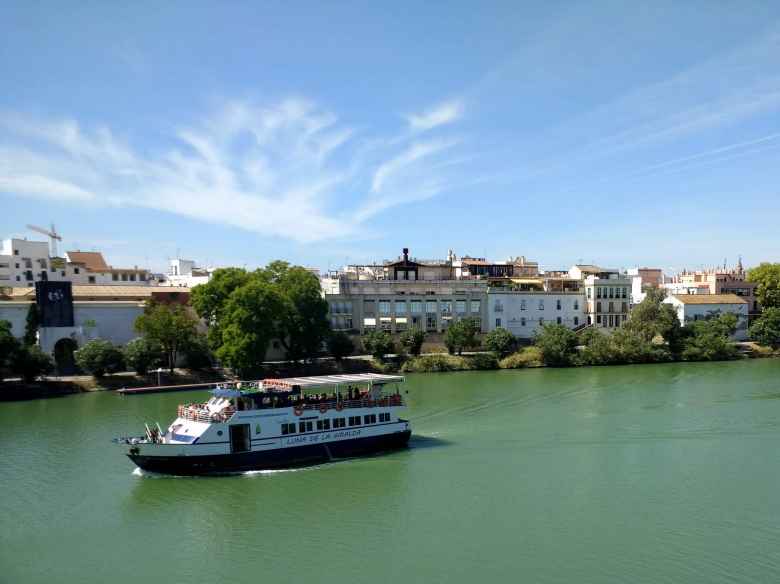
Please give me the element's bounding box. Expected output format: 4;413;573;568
319;403;328;414
335;402;344;412
294;407;303;417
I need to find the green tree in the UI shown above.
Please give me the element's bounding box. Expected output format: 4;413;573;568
191;267;252;352
534;323;578;366
747;263;780;309
0;320;21;381
326;331;354;361
622;288;684;355
182;333;213;370
681;313;739;361
484;327;516;357
611;327;672;364
12;344;54;383
749;307;780;348
399;329;426;356
123;337;162;375
135;302;199;373
444;318;480;355
257;261;330;362
74;339;125;378
215;280;285;376
24;303;40;346
361;330;395;361
577;328;618;366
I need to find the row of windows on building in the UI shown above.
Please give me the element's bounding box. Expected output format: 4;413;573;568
280;412;391;435
594;301;629;313
589;314;628;327
361;299;481;316
588;287;628;299
495;316;580;328
360;314;482;332
495;298;580;312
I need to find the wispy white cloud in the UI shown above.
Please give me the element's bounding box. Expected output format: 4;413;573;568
404;99;464;132
0;97;468;243
371;139;458;194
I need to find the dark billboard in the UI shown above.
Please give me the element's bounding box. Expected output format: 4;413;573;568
35;281;75;327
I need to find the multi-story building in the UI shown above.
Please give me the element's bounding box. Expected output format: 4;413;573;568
0;237;150;287
162;258;214;287
487;289;585;339
627;267;663;304
575;266;632;330
324;248;502;336
664;259;759;320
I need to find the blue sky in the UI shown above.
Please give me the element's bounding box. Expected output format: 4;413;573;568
2;1;780;273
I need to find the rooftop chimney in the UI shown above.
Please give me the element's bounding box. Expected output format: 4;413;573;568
402;247;409;262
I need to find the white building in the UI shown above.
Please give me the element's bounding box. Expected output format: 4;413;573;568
0;238;150;287
162;258;213;288
487;290;585;339
663;294;749;340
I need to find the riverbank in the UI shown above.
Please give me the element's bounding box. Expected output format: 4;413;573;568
386;342;778;373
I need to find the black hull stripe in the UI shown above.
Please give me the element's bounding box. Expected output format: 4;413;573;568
128;431;412;476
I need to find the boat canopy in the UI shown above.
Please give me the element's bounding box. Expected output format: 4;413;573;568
262;373;404;392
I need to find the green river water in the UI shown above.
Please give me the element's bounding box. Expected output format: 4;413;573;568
2;359;780;584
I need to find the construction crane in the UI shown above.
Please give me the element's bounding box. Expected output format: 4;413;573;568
26;223;63;257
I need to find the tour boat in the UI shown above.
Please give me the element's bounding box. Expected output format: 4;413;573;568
120;373;412;475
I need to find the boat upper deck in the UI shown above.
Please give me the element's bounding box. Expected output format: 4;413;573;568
176;373;406;424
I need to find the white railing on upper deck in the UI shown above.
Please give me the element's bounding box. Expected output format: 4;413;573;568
177;404;235;423
295;395;404;413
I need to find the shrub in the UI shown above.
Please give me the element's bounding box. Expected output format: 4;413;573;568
534;323;578;366
75;339;125;378
681;314;740;362
467;353;499;370
12;345;54;383
326;331;354;361
361;330;395;361
0;319;20;381
401;354;471;373
484;328;516;357
399;329;425;356
123;338;161;375
499;346;544;369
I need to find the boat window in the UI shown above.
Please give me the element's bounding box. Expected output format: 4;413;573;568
299;421;313;433
364;414;377;424
379;413;390;422
317;419;331;430
281;423;296;435
333;418;346;428
348;416;361;426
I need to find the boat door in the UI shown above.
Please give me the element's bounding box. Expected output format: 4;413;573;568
229;424;251;453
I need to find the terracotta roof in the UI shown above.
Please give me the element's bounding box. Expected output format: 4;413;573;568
671;293;747;305
66;251;110;272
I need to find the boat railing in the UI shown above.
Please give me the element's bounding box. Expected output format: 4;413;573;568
176;395;403;422
177;404;236;423
296;395;404;412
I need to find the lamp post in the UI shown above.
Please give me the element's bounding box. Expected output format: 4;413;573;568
155;367;164;387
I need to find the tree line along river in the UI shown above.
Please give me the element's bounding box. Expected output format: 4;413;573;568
1;358;780;584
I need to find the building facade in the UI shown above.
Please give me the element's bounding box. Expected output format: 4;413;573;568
582;271;632;330
487;290;585;339
663;294;749;340
0;238;150;287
